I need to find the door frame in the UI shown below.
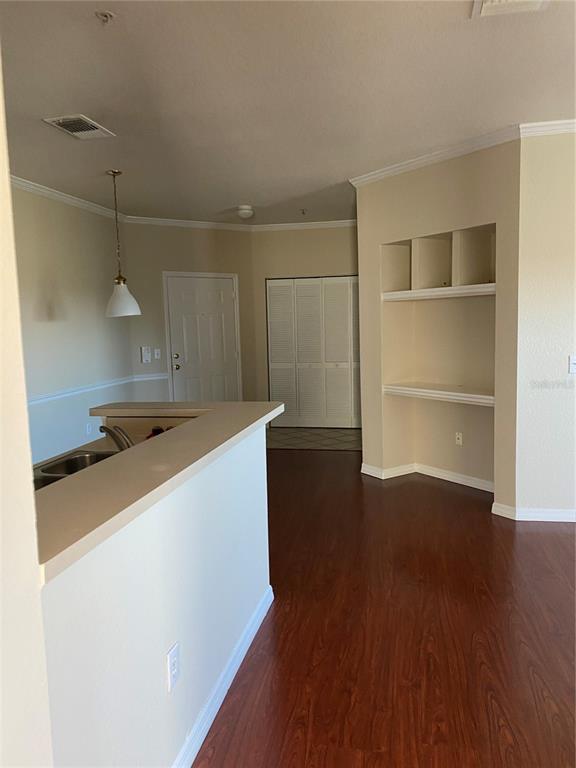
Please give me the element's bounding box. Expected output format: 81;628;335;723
162;271;243;402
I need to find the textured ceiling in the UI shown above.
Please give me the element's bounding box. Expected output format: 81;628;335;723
0;0;574;224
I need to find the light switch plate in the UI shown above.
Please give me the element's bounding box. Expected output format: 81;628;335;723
154;348;161;360
166;642;180;692
569;354;576;375
140;345;152;364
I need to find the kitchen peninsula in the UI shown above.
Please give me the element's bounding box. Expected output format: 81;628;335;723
36;400;283;768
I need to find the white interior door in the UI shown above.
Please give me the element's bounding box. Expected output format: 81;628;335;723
165;274;241;402
267;276;360;427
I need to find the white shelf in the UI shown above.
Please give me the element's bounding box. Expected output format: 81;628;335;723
382;382;495;407
381;283;495;302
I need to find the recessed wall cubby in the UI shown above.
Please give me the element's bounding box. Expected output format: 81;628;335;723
452;226;495;286
411;234;452;289
380;242;411;293
379;223;497;490
380;224;496;299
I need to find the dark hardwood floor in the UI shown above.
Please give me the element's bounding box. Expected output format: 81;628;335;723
194;450;575;768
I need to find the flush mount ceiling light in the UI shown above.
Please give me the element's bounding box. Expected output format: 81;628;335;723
105;170;142;318
237;204;254;220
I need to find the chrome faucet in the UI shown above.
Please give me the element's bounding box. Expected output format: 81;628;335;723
99;425;134;451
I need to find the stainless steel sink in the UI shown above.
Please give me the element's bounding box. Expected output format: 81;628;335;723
40;451;116;477
34;475;60;490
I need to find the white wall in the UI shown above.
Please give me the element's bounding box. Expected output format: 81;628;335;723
516;133;575;512
41;427;271;767
0;49;53;768
11;189;174;461
11;188;133;461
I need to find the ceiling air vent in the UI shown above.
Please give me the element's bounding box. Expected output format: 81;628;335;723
42;114;115;140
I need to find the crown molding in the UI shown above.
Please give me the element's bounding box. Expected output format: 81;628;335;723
10;176;356;231
250;219;356;232
519;119;576;137
10;175;117;218
349;126;520;188
114;215;357;232
12;119;574;220
349;119;575;188
123;215;250;232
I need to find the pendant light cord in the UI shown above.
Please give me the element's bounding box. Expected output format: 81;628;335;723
111;171;122;279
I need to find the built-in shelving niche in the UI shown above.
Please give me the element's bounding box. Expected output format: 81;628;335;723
381;224;495;300
379;223;496;490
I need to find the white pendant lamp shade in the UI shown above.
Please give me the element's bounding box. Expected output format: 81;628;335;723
105;169;141;318
106;279;142;317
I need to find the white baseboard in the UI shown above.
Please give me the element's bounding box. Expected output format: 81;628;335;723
492;503;576;523
415;464;494;492
361;462;417;479
361;462;493;492
172;585;274;768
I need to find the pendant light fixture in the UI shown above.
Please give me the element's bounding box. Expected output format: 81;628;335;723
105;169;142;318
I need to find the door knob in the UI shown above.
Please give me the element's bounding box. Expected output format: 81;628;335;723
172;363;181;371
172;352;180;359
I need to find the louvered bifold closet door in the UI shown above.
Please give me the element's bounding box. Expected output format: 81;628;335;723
268;275;359;427
267;279;297;425
323;277;353;427
295;279;325;426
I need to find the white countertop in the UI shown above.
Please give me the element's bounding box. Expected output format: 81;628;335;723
36;401;283;581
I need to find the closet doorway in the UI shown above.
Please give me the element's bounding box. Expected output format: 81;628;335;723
267;276;360;428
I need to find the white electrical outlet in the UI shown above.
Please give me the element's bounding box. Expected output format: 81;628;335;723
166;642;180;692
154;348;161;360
140;346;152;364
569;354;576;375
455;432;463;447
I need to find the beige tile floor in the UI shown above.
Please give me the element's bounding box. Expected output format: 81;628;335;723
266;427;362;451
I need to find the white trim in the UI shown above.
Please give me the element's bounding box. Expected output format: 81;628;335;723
10;176;356;231
361;462;493;492
349;120;576;188
415;464;493;492
251;219;356;232
361;463;386;479
382;383;494;408
131;373;169;383
491;502;517;520
381;283;496;302
171;585;274;768
519;119;576;137
361;463;415;480
125;215;250;232
11;175;117;219
14;120;575;221
349;126;520;187
162;272;243;402
126;215;356;232
27;373;169;405
492;503;576;523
